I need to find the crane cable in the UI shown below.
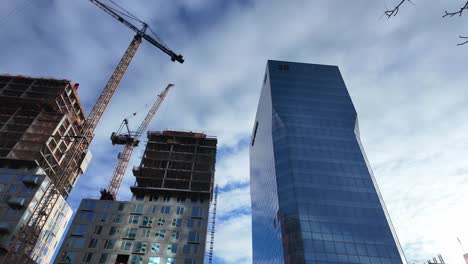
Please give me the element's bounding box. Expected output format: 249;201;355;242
105;0;170;50
0;0;34;27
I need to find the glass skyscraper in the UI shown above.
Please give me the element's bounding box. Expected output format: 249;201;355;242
250;60;406;264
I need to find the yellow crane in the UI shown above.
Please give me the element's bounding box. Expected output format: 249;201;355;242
4;0;183;262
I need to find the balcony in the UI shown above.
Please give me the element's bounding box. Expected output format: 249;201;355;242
22;176;39;186
0;222;10;234
7;197;25;209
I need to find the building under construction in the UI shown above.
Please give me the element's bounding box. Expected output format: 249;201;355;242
0;75;90;196
0;75;89;263
55;130;217;264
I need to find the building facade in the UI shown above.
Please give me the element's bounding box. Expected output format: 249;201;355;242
55;130;217;264
250;60;406;264
0;75;89;196
0;158;72;263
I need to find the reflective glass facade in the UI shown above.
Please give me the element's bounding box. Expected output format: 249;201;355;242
250;61;406;264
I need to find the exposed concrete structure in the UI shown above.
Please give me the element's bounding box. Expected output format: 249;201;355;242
0;158;72;263
55;130;217;264
0;75;88;196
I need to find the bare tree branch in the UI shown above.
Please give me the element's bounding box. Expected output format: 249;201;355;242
384;0;415;18
458;36;468;46
443;0;468;17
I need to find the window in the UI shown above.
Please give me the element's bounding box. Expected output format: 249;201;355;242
120;241;132;251
157;218;166;226
135;195;144;201
109;226;119;236
66;237;84;249
251;121;259;146
278;64;289;71
104;201;112;210
118;203;125;211
183;244;191;254
133;242;147;253
0;174;10;182
104;239;116;249
83;200;96;210
184;259;197;264
191;207;203;218
78;212;95;222
99;254;109;264
132;204;144;214
188;231;200;243
167;258;175;264
87;238;98;249
151;243;160;253
131;255;143;264
149;195;158;202
149;257;161;264
176;207;184;215
171;231;180;240
177;197;186;203
22;210;31;222
187;219;202;228
172;218;182;227
128;215;140;225
112;215;124;224
61;252;76;263
82;252;93;263
142;216;153;227
99;213;108;222
163;196;171;202
123;228;137;239
160;206;170;214
155;230;165;239
71;224;88;235
8;184;17;193
141;229;150;238
93;225;103;235
167;243;178;254
150;205;158;214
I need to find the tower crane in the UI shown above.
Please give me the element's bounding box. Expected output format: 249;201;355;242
4;0;183;262
100;84;173;201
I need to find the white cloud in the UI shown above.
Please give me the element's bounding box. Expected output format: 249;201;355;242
217;185;251;217
2;0;468;263
215;214;252;264
216;145;250;188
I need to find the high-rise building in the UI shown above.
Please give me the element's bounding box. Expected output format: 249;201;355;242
55;130;217;264
0;75;90;196
250;60;406;264
0;158;72;264
0;75;88;262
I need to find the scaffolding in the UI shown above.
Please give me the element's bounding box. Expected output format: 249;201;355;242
0;75;86;196
208;185;218;264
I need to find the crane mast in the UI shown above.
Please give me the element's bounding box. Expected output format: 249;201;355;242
4;0;183;262
102;84;173;200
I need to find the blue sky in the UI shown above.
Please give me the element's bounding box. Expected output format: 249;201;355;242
1;0;468;263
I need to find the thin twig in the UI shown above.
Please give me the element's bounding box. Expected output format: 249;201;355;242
457;36;468;46
385;0;415;18
443;0;468;17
